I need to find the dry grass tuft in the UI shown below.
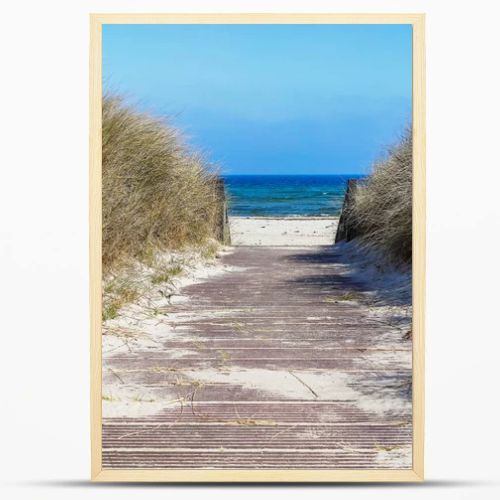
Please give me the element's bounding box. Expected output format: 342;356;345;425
150;263;184;285
348;128;412;266
102;272;142;321
102;95;221;273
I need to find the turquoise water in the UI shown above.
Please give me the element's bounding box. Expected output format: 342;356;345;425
223;175;361;217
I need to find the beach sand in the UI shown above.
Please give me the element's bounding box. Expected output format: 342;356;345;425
229;216;338;246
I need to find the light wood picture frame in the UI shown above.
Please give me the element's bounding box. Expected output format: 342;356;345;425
90;13;425;482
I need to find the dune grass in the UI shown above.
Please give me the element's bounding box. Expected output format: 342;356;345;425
101;95;224;320
102;95;222;274
348;128;412;266
150;263;184;285
102;271;143;321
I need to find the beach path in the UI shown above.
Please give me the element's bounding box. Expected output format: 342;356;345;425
102;243;412;470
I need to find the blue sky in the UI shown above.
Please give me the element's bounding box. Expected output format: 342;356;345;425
103;24;412;175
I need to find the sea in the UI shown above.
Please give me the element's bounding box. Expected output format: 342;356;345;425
223;175;362;218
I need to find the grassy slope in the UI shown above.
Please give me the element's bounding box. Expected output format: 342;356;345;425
349;129;412;266
102;96;223;319
102;96;221;273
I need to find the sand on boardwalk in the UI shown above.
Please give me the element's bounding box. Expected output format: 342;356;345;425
102;218;411;427
229;216;338;246
102;244;412;469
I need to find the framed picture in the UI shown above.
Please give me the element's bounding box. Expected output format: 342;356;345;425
90;13;425;482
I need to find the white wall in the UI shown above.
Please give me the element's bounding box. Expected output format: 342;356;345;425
1;1;499;499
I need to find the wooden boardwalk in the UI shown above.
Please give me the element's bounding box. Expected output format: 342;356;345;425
103;246;412;469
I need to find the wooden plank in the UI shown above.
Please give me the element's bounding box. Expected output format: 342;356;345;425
102;247;413;471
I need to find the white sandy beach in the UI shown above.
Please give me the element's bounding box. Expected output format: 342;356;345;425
229;216;338;246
